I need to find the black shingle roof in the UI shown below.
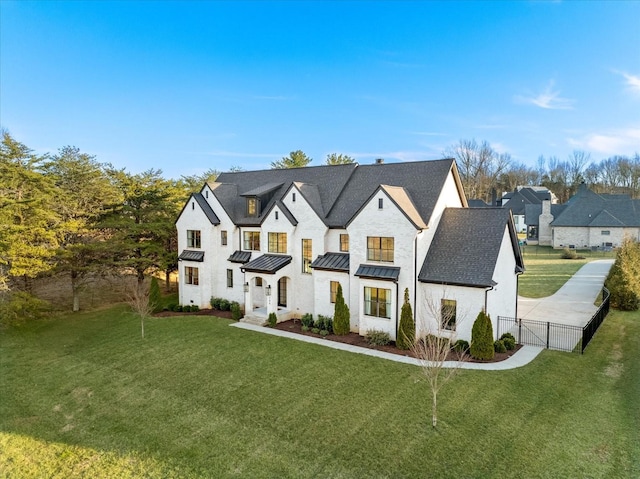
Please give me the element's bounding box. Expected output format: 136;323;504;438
193;193;220;225
228;251;252;263
178;250;205;262
524;203;567;226
240;254;292;274
354;264;401;281
551;185;640;227
310;253;350;272
211;159;459;228
418;208;524;288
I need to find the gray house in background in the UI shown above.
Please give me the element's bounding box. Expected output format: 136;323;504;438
499;186;553;233
526;183;640;248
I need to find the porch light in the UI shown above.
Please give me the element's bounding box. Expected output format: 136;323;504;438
244;282;249;293
265;285;272;296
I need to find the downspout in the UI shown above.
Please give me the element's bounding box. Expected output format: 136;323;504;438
484;285;494;339
413;234;418;327
395;280;400;341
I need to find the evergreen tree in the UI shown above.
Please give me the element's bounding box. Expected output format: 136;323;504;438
325;153;355;165
333;283;350;335
0;132;60;291
605;238;640;310
271;150;312;169
470;310;494;360
149;276;162;313
397;288;415;349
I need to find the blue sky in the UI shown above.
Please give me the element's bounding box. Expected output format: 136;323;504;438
2;1;639;178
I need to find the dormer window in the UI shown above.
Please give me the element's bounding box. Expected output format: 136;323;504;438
292;192;296;202
247;197;259;217
379;198;384;209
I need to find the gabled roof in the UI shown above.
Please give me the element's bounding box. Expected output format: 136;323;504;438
380;185;427;229
551;184;640;227
176;192;220;225
178;250;205;262
310;252;349;272
261;199;298;226
355;264;401;281
418;208;524;288
500;187;551;215
209;159;462;228
240;254;292;274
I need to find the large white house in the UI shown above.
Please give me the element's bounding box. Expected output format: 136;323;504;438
176;159;524;342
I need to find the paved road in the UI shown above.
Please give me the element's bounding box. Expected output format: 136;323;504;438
517;259;614;327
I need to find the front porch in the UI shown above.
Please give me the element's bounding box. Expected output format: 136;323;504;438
241;305;295;326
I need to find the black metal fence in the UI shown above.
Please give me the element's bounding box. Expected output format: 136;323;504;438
497;287;611;354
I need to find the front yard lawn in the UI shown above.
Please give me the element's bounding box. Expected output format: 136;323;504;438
1;306;638;478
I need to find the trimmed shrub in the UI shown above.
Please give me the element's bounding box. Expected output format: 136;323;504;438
191;305;199;312
500;332;515;341
210;297;222;310
267;312;277;328
230;302;241;320
396;288;415;350
219;299;230;311
182;305;192;313
167;303;177;312
453;339;470;354
503;337;516;350
301;313;314;328
333;284;350;335
366;329;391;346
315;315;333;334
311;327;320;334
149;276;162;313
470;310;494;360
561;247;578;259
175;305;183;312
494;339;507;353
320;330;329;337
301;325;310;332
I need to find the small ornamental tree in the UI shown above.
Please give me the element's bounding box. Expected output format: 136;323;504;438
333;283;350;335
397;288;415;350
470;310;494;360
149;276;162;313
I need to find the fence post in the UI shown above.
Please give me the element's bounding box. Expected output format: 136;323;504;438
518;319;522;345
546;322;550;349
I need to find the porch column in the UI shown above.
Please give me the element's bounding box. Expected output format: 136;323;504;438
265;280;276;316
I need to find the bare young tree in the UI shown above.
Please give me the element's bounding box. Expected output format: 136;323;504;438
127;279;153;339
412;291;470;428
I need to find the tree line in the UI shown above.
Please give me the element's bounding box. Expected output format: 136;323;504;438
1;131;638;318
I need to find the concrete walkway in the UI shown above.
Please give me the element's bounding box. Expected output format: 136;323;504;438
517;259;614;327
231;322;543;370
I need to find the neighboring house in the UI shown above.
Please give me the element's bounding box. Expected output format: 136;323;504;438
527;183;640;248
524;201;567;245
175;159;524;342
499;186;553;234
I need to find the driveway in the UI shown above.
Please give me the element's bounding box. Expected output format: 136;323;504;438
517;259;615;327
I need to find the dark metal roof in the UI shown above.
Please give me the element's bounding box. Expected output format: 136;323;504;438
354;264;400;281
241;254;292;274
418;207;524;288
178;250;205;262
193;193;220;225
310;253;350;272
228;250;251;263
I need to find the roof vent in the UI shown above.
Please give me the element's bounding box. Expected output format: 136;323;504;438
375;158;384;164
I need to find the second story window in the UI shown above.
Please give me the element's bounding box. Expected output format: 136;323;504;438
367;236;394;262
340;234;349;252
268;232;287;254
221;230;228;246
247;197;258;217
243;231;260;251
187;230;201;249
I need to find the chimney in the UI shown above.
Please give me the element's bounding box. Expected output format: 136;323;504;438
542;199;551;216
375;158;384;164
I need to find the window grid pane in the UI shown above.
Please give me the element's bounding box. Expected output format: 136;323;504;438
302;239;312;274
268;233;287;253
340;234;349;252
364;287;391;318
367;236;394;262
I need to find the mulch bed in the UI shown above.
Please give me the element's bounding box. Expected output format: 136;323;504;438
273;319;522;363
152;312;521;363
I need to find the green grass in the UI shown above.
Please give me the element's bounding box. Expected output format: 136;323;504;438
1;306;638;478
519;246;616;298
